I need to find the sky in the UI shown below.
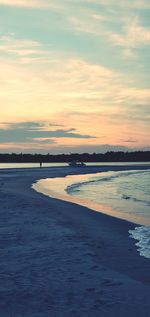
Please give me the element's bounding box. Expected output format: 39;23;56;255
0;0;150;154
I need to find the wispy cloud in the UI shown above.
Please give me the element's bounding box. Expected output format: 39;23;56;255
0;0;150;9
0;0;57;9
0;0;65;11
0;35;42;57
0;16;150;63
1;1;149;61
107;17;150;58
68;12;150;59
0;0;43;8
76;0;150;9
122;139;137;143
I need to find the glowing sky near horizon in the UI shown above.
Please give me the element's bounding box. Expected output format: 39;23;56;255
0;0;150;153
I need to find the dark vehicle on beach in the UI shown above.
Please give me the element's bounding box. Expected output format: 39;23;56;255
68;160;86;167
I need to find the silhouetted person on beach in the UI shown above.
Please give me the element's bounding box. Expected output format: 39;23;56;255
40;162;42;168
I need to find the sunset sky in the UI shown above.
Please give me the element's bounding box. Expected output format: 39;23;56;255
0;0;150;153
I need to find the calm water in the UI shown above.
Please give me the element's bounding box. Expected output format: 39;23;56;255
33;168;150;258
66;169;150;258
66;170;150;225
0;161;150;169
0;162;67;169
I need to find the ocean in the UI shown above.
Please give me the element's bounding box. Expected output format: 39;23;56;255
0;162;67;169
66;169;150;259
66;170;150;225
0;161;150;169
33;168;150;259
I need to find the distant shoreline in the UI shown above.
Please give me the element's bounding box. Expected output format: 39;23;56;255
0;150;150;164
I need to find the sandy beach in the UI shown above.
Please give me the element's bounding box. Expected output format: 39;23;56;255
0;165;150;317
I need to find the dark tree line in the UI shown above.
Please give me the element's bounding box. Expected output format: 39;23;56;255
0;151;150;163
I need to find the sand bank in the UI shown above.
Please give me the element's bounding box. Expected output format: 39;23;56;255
0;165;150;316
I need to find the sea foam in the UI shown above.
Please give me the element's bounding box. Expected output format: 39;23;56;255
129;226;150;259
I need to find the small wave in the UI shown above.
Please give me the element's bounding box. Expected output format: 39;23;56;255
132;197;150;206
121;194;150;206
65;169;150;229
66;174;123;194
66;170;149;195
129;226;150;259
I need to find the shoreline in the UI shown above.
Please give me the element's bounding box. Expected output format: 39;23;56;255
33;169;150;226
0;166;150;316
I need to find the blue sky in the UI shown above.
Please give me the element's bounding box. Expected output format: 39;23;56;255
0;0;149;153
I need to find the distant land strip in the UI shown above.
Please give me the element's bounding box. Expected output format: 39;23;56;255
0;151;150;163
